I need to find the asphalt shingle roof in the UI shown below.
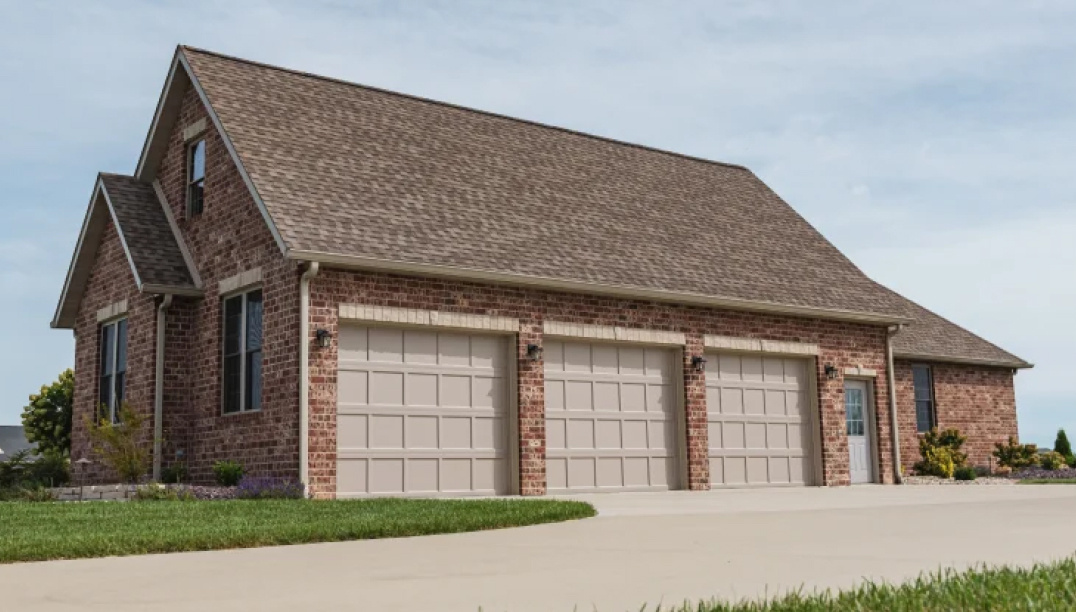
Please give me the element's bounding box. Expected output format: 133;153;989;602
182;47;910;320
887;288;1030;368
101;173;195;290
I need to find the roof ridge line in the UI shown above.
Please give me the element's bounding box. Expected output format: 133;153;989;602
178;45;751;174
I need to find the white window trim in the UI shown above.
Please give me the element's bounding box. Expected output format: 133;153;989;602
221;287;262;416
100;317;127;424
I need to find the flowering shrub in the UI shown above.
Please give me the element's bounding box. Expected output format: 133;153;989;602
914;428;967;478
234;476;305;500
212;460;244;487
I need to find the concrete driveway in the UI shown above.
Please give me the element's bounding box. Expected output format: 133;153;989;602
5;485;1076;611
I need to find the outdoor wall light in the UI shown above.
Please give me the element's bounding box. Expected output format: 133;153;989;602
316;328;332;348
824;364;839;379
691;355;707;371
526;343;543;361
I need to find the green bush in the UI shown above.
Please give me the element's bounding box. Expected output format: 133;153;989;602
161;463;188;484
914;428;968;477
212;460;244;487
918;447;956;478
132;484;194;502
1054;429;1075;467
953;466;977;481
21;369;73;456
1040;451;1067;471
994;436;1040;469
85;403;149;483
17;487;58;502
0;449;70;491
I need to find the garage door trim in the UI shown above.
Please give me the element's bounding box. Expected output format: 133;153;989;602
335;320;520;497
704;348;823;488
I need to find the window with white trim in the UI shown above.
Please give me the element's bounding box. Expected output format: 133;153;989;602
912;365;936;433
223;289;263;414
99;318;128;423
187;138;205;217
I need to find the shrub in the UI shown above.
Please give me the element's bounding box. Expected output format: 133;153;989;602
132;483;194;501
21;369;74;456
914;428;968;477
161;463;189;485
953;466;977;481
85;403;149;483
1054;429;1075;466
0;449;70;490
994;436;1040;469
918;446;957;478
212;460;244;487
235;476;305;500
1040;451;1067;471
16;487;57;502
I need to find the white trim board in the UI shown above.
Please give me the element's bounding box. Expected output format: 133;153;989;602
338;304;519;333
704;335;819;356
543;321;686;346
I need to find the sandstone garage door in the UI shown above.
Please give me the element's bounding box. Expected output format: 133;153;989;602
336;325;511;497
706;351;816;487
544;340;680;493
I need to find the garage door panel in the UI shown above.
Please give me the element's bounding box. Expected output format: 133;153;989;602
336;325;510;497
546;340;679;493
708;351;815;488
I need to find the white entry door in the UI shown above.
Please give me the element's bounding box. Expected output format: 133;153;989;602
844;379;874;484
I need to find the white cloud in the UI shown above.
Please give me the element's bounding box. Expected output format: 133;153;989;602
0;1;1072;438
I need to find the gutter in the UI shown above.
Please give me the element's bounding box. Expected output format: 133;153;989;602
299;262;320;490
886;324;903;484
153;294;173;481
286;249;913;326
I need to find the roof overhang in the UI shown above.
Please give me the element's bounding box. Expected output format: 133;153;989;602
133;46;287;255
287;249;913;326
893;352;1034;370
51;176;204;329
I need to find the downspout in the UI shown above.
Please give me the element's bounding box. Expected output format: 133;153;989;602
153;294;173;481
299;262;320;490
886;324;904;484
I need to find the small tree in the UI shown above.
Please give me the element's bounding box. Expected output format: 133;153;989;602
85;403;149;483
993;436;1039;469
1054;429;1073;462
21;369;74;456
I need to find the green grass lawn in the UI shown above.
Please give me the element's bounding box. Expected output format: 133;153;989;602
657;557;1076;611
1019;478;1076;484
0;498;595;563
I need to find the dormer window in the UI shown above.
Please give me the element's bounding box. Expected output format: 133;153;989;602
187;138;205;216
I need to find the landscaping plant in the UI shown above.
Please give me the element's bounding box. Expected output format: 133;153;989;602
132;484;195;501
212;460;244;487
0;449;70;493
235;476;305;499
953;466;977;481
160;463;188;484
1054;428;1075;467
993;436;1039;469
1040;451;1067;471
913;428;968;478
20;369;73;456
85;403;149;483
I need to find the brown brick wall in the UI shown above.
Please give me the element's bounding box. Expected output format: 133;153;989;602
306;268;898;497
894;360;1017;473
71;219;157;482
151;83;301;483
72;82;301;485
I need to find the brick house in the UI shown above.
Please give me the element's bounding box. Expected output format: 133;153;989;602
51;46;1030;498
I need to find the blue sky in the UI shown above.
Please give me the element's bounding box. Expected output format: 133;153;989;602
0;1;1072;445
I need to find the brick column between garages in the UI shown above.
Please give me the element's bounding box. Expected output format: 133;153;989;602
517;320;546;495
683;333;710;490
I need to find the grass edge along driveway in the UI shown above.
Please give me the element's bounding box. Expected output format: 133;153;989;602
657;556;1076;611
0;498;595;564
